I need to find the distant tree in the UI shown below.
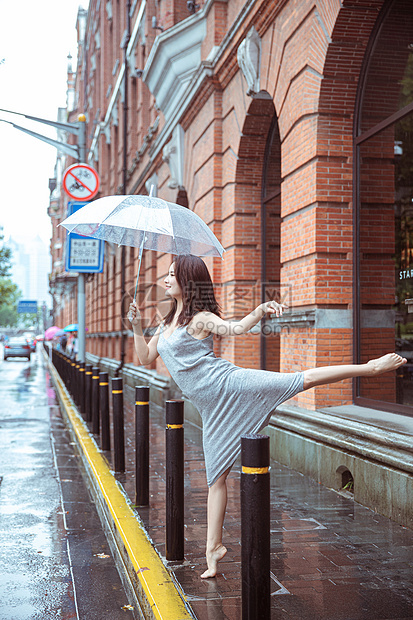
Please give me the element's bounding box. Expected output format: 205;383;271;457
0;228;12;277
0;304;18;328
0;278;20;327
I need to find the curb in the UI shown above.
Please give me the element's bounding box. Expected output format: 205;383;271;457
45;352;195;620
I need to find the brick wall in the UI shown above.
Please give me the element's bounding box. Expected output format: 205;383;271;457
50;0;400;410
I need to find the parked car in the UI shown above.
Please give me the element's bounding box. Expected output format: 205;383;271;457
3;337;31;361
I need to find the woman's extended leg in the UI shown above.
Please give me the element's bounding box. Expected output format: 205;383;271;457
303;353;406;390
200;467;232;579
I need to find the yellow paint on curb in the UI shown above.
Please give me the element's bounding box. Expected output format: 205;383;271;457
47;360;193;620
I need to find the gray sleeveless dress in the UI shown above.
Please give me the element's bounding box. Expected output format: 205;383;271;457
157;326;304;487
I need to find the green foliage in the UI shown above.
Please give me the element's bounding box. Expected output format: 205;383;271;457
0;277;20;327
0;304;18;328
0;229;12;277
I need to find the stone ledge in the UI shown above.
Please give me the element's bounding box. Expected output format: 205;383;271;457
270;404;413;474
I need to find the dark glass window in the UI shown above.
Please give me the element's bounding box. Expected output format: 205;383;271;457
356;0;413;411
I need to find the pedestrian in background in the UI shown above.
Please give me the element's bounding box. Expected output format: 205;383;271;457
60;333;67;352
71;332;78;360
128;254;406;579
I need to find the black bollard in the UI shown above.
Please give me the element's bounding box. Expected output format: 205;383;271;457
241;434;271;620
112;377;125;473
135;386;150;507
71;359;77;401
74;361;81;407
99;372;110;451
91;367;100;434
165;400;184;561
65;354;71;392
78;362;86;414
84;364;93;422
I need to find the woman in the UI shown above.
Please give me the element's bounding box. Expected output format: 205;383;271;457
128;254;406;579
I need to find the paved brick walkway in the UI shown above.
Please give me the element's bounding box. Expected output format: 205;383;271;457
105;385;413;619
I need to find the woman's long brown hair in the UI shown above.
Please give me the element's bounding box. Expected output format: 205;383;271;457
163;255;221;326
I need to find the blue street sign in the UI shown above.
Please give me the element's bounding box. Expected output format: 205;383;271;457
17;300;38;314
65;201;104;274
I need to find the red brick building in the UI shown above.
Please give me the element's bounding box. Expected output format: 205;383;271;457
49;0;413;524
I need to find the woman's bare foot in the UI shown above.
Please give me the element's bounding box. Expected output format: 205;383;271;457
200;544;227;579
366;353;407;376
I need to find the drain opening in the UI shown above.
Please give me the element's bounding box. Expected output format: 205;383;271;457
341;469;354;494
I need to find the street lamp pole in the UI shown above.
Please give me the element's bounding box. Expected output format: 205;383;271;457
0;108;88;361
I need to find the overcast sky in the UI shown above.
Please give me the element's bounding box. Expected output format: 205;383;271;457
0;0;89;246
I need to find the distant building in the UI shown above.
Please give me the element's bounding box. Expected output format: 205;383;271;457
7;235;52;308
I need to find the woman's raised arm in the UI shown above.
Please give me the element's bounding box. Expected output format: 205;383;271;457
190;301;287;338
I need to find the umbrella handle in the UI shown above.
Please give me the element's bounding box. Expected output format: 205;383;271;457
133;236;145;301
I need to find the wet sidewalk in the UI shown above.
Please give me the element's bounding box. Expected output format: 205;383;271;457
0;350;134;619
48;351;413;620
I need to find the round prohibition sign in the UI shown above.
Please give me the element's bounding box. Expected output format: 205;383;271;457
63;163;100;200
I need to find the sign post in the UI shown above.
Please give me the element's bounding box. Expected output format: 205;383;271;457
64;199;103;364
62;139;101;362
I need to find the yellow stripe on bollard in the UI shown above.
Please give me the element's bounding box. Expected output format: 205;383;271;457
92;375;99;379
166;424;183;429
242;466;269;474
136;401;149;405
112;389;123;394
99;382;109;386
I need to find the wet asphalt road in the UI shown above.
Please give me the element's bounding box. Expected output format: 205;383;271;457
0;346;135;619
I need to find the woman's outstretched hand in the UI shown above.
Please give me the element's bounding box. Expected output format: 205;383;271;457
262;300;288;317
128;301;142;326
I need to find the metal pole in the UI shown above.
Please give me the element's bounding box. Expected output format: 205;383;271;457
112;377;125;473
241;434;271;620
91;367;100;435
165;400;184;561
84;364;93;422
78;275;86;363
99;372;110;451
77;114;87;363
135;386;150;507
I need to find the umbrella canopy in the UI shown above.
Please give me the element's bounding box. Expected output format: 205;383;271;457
63;324;78;332
44;326;63;340
59;194;225;258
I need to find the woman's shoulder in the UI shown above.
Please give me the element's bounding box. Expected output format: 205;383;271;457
187;311;219;337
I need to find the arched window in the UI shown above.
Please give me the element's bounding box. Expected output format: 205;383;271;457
355;0;413;413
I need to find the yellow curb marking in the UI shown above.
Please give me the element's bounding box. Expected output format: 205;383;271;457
47;361;192;620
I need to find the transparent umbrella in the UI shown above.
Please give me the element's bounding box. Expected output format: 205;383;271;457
59;190;225;298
